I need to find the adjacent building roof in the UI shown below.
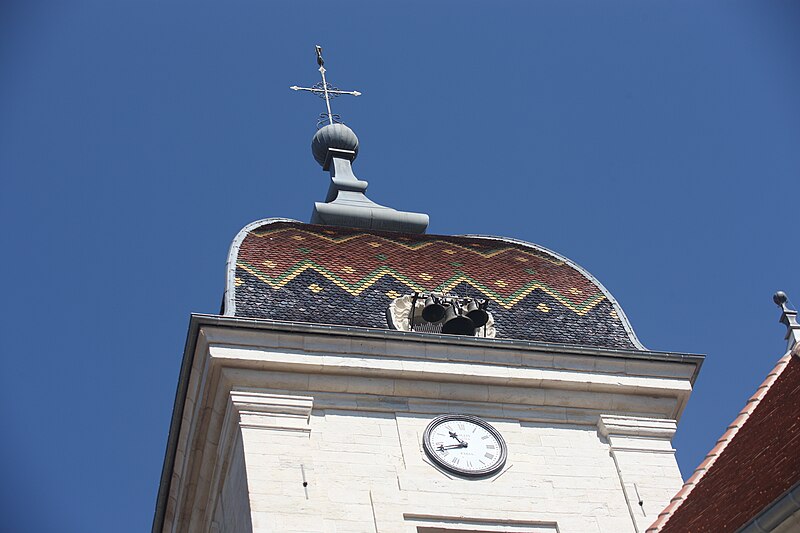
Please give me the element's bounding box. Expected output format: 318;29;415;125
647;342;800;532
224;219;644;350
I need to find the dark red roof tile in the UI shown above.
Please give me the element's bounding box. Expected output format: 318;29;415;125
649;349;800;532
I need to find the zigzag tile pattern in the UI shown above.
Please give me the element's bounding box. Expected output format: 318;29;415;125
233;221;637;349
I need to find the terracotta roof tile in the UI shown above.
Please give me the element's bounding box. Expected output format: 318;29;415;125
648;348;800;532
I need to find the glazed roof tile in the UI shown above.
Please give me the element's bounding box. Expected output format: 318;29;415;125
225;219;644;350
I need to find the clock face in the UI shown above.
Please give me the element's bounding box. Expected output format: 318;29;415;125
422;415;507;477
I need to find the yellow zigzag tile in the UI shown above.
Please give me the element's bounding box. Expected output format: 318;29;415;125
432;273;605;315
237;261;606;316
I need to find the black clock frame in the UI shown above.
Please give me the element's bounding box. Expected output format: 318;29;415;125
422;414;508;478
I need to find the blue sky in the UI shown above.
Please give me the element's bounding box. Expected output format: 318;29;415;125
1;2;799;531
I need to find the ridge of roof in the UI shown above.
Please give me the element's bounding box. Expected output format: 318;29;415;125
646;344;800;532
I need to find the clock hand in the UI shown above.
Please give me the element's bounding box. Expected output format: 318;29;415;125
437;443;468;451
448;431;467;446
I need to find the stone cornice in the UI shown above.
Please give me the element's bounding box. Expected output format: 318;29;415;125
197;314;702;362
191;314;704;382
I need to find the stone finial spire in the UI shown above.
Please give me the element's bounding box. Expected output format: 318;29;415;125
308;124;429;233
291;45;429;233
773;291;800;351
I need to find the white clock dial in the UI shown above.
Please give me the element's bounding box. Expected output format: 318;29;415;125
422;415;507;477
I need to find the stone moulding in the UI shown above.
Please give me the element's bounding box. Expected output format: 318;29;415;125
598;415;678;443
403;513;559;532
227;389;314;433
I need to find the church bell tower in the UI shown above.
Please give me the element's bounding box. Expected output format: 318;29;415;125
152;47;703;533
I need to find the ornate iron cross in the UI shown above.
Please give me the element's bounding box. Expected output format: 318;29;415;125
290;45;361;127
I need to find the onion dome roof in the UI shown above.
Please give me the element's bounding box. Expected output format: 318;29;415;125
225;219;644;350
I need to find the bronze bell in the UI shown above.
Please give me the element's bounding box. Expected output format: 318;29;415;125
465;299;489;328
421;296;446;323
441;304;476;336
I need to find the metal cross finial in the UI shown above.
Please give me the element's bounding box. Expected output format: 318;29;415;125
290;45;361;127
